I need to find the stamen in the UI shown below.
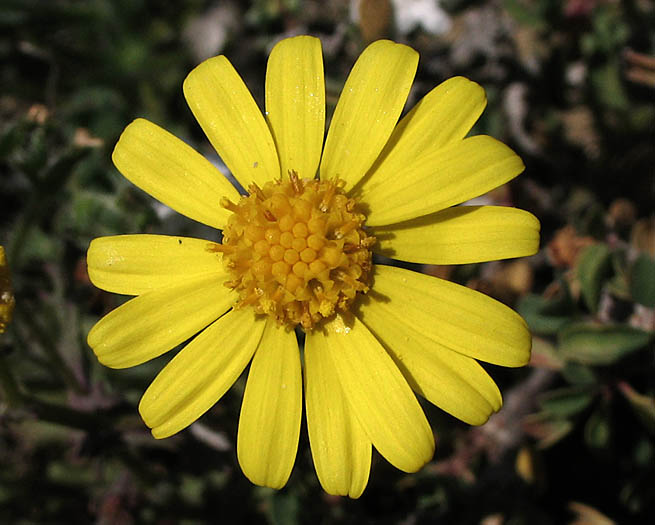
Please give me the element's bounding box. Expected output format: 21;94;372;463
238;292;261;307
248;182;267;201
362;236;377;248
319;185;335;212
218;173;374;329
220;197;239;213
335;270;367;290
334;220;358;239
206;243;236;254
271;286;284;302
300;303;312;329
288;169;303;194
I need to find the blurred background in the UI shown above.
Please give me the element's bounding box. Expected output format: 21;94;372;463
1;0;654;523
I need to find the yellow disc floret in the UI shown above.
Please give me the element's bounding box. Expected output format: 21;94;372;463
213;170;375;330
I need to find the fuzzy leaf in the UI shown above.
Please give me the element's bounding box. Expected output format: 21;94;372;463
584;406;610;450
559;323;652;365
630;254;655;307
517;293;572;335
619;383;655;435
539;387;595;418
577;244;612;313
561;362;598;386
523;413;574;449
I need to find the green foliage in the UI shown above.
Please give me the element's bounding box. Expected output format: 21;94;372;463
577;244;612;313
516;190;653;520
584;403;611;450
620;384;655;436
538;386;595;418
630;255;655;308
559;323;652;365
518;289;574;335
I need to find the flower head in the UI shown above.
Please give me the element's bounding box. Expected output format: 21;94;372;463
87;36;540;497
217;171;375;329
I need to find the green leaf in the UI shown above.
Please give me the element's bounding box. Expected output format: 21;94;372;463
633;438;654;466
584;406;611;450
530;337;565;370
630;254;655;307
577;244;612;313
539;387;595;418
270;490;299;525
41;146;90;193
591;59;629;111
619;383;655;435
517;293;572;335
502;0;546;29
0;121;27;159
523;413;574;449
559;323;652;365
180;475;204;506
561;362;598;386
606;273;630;301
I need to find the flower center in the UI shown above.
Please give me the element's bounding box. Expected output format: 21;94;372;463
214;170;375;330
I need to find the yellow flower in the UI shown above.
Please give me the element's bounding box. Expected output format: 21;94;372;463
87;36;540;497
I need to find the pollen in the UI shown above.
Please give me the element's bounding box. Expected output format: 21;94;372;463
218;170;375;330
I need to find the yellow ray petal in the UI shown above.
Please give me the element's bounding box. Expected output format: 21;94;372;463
363;135;525;226
139;308;265;439
112;119;240;229
183;55;280;189
372;265;531;367
360;297;502;425
355;76;486;195
87;235;227;295
237;321;302;489
266;35;325;181
373;206;540;264
87;274;234;369
305;330;371;498
319;314;435;473
320;40;418;191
